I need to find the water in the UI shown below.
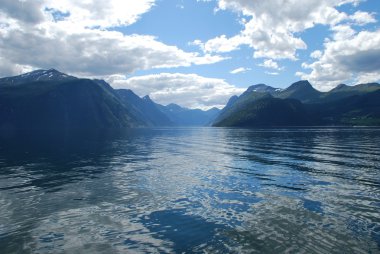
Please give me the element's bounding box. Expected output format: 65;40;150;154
0;127;380;253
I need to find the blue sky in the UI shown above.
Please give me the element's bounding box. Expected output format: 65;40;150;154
0;0;379;108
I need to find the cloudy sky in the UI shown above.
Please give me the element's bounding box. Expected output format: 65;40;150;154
0;0;379;109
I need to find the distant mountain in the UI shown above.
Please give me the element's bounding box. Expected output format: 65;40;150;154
213;80;380;127
157;103;220;126
116;90;174;127
0;77;143;130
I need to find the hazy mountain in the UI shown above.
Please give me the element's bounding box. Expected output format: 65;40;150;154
116;90;174;127
157;103;220;126
213;81;380;127
0;76;144;130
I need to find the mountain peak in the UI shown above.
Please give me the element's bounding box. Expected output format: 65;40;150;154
337;84;348;89
277;80;321;103
287;80;313;90
225;95;238;108
166;103;185;112
0;68;76;85
246;83;277;93
331;84;348;92
21;69;67;78
143;95;153;102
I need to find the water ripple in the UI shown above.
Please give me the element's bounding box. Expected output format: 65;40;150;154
0;127;380;253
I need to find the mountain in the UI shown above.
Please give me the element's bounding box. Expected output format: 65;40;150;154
275;80;322;103
213;80;380;127
157;103;220;126
225;95;239;109
116;90;174;127
244;84;279;94
275;80;380;104
0;69;76;85
309;89;380;126
320;82;380;103
0;69;220;129
213;90;272;125
0;70;147;130
213;97;309;127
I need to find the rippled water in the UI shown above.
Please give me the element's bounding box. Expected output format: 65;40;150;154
0;127;380;253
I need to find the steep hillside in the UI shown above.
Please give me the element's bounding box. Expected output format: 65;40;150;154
0;78;143;130
213;98;309;127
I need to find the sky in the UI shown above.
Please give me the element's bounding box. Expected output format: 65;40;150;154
0;0;379;109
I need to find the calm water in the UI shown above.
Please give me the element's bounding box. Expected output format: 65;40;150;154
0;127;380;253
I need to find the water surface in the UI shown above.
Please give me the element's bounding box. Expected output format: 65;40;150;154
0;127;380;253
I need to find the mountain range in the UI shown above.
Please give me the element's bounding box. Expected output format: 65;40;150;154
1;69;379;130
213;80;380;127
0;69;219;130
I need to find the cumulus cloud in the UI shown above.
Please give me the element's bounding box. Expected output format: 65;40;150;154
0;0;225;77
194;35;248;53
109;73;245;109
0;0;45;24
44;0;156;28
196;0;361;60
298;29;380;91
331;24;356;40
350;11;376;26
310;50;323;59
265;71;279;76
230;67;251;74
195;0;379;89
0;26;225;77
258;59;283;70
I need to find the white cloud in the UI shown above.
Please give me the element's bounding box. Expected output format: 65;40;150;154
230;67;251;74
0;24;225;77
310;50;323;59
199;0;362;60
0;0;225;78
350;11;376;26
299;29;380;91
0;0;156;28
108;73;245;109
44;0;156;29
355;72;380;85
194;34;248;53
0;0;45;24
331;24;356;40
258;59;283;70
265;71;279;76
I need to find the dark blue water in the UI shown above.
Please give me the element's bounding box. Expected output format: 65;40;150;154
0;128;380;253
